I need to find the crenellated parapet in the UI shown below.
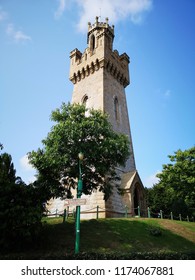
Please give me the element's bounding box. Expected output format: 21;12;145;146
69;53;103;84
69;46;130;87
87;16;115;43
104;50;130;88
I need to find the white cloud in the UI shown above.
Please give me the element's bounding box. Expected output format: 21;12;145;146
76;0;152;32
26;175;37;184
0;8;31;42
14;30;32;41
54;0;66;19
6;23;31;42
144;171;160;188
20;155;35;171
54;0;152;32
0;7;7;21
19;155;36;184
156;88;172;102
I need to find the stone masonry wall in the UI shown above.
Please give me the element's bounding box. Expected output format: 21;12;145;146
68;18;140;218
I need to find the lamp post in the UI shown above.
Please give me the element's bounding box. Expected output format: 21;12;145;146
75;152;84;254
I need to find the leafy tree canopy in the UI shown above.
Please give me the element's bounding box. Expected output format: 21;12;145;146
0;147;43;250
29;103;130;200
157;146;195;208
147;146;195;217
0;149;22;186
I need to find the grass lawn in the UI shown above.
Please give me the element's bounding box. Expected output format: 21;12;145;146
1;217;195;259
80;218;195;253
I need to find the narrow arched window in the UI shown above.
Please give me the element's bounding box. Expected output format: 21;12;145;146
82;95;88;106
82;95;89;117
114;97;119;121
90;34;95;52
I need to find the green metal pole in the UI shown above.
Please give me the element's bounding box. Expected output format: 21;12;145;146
96;205;99;219
75;153;83;254
171;212;173;220
160;210;163;219
63;209;66;223
75;179;82;254
67;206;69;220
138;206;140;217
125;205;128;218
148;207;150;218
73;208;76;218
75;205;81;254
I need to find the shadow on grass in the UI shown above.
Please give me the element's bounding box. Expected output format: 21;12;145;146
0;218;195;259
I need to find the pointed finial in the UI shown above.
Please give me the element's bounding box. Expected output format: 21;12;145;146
105;17;109;23
88;21;91;30
95;16;99;24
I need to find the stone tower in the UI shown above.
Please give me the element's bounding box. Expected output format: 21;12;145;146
69;17;145;218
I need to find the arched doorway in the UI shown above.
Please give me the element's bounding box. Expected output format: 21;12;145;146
133;185;139;215
131;181;146;217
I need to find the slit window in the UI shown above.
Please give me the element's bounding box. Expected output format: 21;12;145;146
90;35;95;51
82;95;88;106
114;97;119;121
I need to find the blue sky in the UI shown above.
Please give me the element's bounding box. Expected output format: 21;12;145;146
1;0;195;188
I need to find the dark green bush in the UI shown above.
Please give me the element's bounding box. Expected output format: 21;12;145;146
0;182;43;251
147;226;162;237
0;151;44;252
2;251;194;260
67;251;195;260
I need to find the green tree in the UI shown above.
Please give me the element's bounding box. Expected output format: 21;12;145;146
29;103;130;200
0;152;21;185
157;147;195;211
0;149;43;250
146;184;175;216
147;147;195;217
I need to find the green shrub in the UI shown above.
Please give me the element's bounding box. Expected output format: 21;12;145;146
0;182;43;251
147;226;162;237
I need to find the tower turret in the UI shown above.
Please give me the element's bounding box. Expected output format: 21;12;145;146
70;17;129;90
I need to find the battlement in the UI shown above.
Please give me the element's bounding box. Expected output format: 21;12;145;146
69;49;129;87
69;17;130;88
87;16;114;41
